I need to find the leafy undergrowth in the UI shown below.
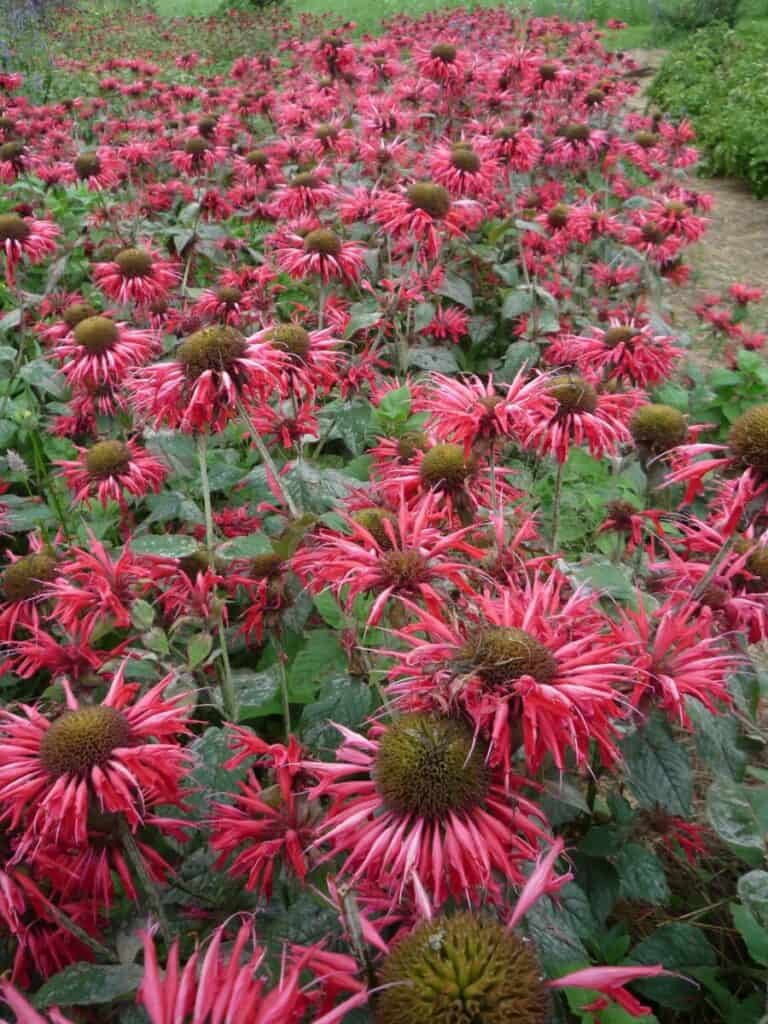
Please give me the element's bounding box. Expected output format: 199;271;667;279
649;24;768;197
0;3;767;1023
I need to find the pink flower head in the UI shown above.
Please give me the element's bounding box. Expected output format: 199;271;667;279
57;438;167;508
129;324;281;432
273;225;366;284
373;181;479;261
92;244;179;307
52;315;158;389
0;663;192;851
429;141;500;199
0;211;58;285
387;572;629;776
302;713;551;907
549;317;682;387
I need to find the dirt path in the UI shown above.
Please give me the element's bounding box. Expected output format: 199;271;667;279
625;48;768;333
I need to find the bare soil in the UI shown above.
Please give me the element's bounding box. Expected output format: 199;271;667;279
625;49;768;336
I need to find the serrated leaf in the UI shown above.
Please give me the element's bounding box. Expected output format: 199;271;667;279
614;844;670;906
622;714;693;816
187;727;250;814
497;341;538;380
20;357;68;398
738;870;768;926
285;463;362;514
732;903;768;966
300;674;372;756
232;668;280;720
34;964;144;1008
129;534;199;558
376;385;412;423
187;631;213;669
685;698;747;780
523;882;594;971
436;272;474;309
413;301;436;333
502;288;534;319
707;781;766;851
130;599;155;631
407;345;460;373
288;630;346;703
629;923;715;1010
218;533;272;559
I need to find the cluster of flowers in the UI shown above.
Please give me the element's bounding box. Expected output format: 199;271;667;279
0;4;765;1021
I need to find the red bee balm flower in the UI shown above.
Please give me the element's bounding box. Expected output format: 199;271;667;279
0;665;192;850
129;325;281;432
92;245;179;306
302;713;551;907
57;438;167;508
273;227;366;284
53;315;158;389
0;211;58;285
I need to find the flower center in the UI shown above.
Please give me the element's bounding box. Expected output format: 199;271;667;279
560;122;591;141
177;325;247;378
353;507;396;548
0;213;30;243
197;114;217;136
376;912;549;1024
460;626;558;686
0;141;24;162
216;286;242;304
73;316;119;354
605;499;639;534
245;149;268;167
630;403;686;454
40;706;132;777
450;146;481;172
250;553;284;579
539;61;558;80
546;203;570;229
266;324;311;359
641;223;666;244
63;302;97;328
603;325;635;348
85;440;132;478
634;130;659;149
291;172;319;189
304;228;341;256
430;42;456;62
114;247;154;278
74;152;102;178
420;443;472;489
586;88;605;105
374;714;489;818
729;405;768;474
380;549;427;585
184;136;210;156
407;182;451;219
315;122;339;141
549;376;598;415
396;431;429;461
1;552;58;602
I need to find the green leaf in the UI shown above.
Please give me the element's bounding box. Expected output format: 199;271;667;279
376;385;412;423
313;590;346;629
285;463;362;513
502;288;534;319
233;668;281;720
413;301;436;333
622;714;693;816
685;698;747;780
217;533;273;559
732;903;768;966
187;631;213;669
497;341;538;380
707;781;766;851
130;599;155;632
129;534;199;558
629;923;715;1010
187;727;250;815
564;557;637;603
288;629;347;703
524;882;595;972
300;674;372;756
738;870;768;926
407;345;460;373
34;964;144;1008
436;272;474;309
614;844;670;906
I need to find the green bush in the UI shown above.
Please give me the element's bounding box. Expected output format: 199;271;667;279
649;25;768;197
657;0;741;29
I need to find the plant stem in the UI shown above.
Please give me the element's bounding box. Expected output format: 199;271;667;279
237;400;299;517
118;819;172;945
196;431;237;721
691;533;737;602
46;900;115;962
551;458;565;552
275;639;292;740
